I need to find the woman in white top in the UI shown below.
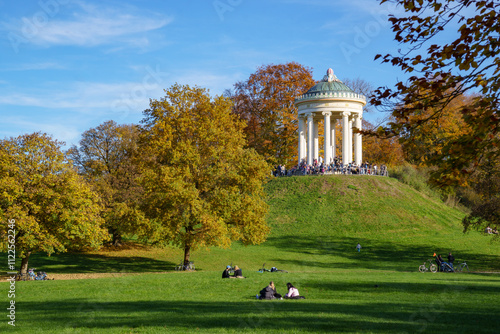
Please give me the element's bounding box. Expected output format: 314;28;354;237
284;282;304;299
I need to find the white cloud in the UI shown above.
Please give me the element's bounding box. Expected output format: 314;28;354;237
5;1;172;48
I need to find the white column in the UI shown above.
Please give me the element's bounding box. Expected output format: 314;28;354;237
298;116;306;164
342;112;350;165
331;119;336;162
313;119;319;163
307;113;314;165
323;111;331;164
354;114;363;165
348;116;353;164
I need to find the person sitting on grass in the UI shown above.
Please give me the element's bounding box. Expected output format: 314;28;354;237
259;281;281;300
232;265;246;278
222;265;231;278
284;282;305;299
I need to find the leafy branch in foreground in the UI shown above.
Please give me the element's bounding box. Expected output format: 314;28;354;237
370;0;500;187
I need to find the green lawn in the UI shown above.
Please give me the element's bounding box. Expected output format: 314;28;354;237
2;270;499;333
1;175;499;333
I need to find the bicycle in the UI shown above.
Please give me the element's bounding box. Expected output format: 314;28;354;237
454;260;469;272
257;263;288;273
16;268;36;281
175;261;195;271
419;259;438;273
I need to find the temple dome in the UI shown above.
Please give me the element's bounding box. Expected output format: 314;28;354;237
305;68;354;94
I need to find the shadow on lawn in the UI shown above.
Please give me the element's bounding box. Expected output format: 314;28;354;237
268;236;500;272
22;252;176;273
21;298;499;333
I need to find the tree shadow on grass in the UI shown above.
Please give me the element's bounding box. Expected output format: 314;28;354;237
267;236;500;272
19;298;499;333
15;252;176;274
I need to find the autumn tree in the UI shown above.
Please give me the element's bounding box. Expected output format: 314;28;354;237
68;121;147;246
398;93;473;165
372;0;500;188
362;119;405;166
139;84;270;267
462;154;500;236
232;62;316;166
0;133;108;274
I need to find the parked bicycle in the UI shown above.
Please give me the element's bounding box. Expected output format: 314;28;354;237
175;261;195;271
257;263;288;273
454;260;469;272
419;259;438;273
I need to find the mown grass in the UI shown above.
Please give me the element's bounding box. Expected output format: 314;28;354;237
2;271;500;333
1;175;499;333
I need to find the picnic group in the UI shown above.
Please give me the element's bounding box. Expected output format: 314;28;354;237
222;265;305;300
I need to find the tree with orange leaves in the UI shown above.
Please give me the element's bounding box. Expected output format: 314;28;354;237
232;62;316;166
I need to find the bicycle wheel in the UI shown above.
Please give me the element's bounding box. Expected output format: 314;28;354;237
462;264;469;272
175;265;182;271
418;264;426;273
430;264;438;273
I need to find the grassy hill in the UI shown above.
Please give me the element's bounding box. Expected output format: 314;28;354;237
24;174;500;274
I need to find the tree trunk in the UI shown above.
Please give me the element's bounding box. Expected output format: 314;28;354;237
183;244;191;270
20;252;31;275
111;229;122;247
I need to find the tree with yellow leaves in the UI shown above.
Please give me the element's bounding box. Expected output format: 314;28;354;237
0;133;108;274
140;84;270;267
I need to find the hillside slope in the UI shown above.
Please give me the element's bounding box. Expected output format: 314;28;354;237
256;175;499;272
24;175;499;274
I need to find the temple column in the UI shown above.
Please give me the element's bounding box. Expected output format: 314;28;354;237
313;118;319;163
331;119;336;162
342;112;350;165
348;116;353;164
354;114;363;165
298;115;306;164
306;113;314;165
322;111;331;164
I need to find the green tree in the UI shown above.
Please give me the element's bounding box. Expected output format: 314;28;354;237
140;84;270;267
0;133;108;274
232;62;316;166
372;0;500;187
68;121;147;246
462;155;500;236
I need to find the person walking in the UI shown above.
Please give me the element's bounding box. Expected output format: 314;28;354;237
356;243;361;252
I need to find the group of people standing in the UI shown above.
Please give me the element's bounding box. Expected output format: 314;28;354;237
275;159;388;177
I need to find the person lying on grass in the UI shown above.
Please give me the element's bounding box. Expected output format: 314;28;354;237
284;282;305;299
259;281;282;299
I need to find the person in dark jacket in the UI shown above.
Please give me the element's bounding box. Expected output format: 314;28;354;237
447;252;455;269
233;265;245;278
222;265;231;278
259;281;281;300
435;254;443;272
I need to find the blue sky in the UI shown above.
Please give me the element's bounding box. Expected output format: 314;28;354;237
0;0;406;148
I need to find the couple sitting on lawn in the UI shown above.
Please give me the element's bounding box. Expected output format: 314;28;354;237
222;265;245;278
258;281;305;300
